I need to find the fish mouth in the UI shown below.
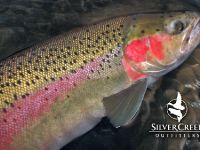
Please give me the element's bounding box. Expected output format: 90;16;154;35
182;18;200;53
177;17;200;61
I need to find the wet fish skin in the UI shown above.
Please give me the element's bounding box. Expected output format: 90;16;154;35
0;16;131;150
0;12;200;150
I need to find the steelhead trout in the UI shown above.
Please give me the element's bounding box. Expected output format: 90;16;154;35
0;11;200;150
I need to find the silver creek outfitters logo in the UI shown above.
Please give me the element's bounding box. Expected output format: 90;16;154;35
166;92;188;122
149;91;200;139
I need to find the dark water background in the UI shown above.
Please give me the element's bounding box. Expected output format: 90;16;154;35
1;0;200;150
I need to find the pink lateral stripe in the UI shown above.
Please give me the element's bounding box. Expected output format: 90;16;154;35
0;58;101;150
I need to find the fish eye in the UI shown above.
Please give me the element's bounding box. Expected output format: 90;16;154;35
166;20;186;35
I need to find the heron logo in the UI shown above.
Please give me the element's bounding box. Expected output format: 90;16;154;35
166;92;188;122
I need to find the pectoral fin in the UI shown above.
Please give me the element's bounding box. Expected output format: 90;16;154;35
103;79;148;127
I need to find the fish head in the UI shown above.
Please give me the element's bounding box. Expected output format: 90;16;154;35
123;11;200;77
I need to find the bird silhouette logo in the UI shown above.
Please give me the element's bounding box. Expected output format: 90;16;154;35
167;92;188;122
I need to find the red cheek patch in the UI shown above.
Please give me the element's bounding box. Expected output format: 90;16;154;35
122;58;146;81
123;33;172;81
124;33;172;63
149;34;165;61
125;37;149;63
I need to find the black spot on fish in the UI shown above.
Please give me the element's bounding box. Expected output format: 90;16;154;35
69;61;73;65
106;31;109;34
63;55;67;58
73;82;77;87
74;51;79;56
86;50;89;54
17;80;21;85
16;66;21;70
35;59;40;63
44;67;48;71
35;76;40;80
118;33;122;36
34;67;38;71
141;30;145;34
5;82;9;87
73;59;77;63
12;82;17;87
43;77;48;81
19;73;25;77
10;103;14;107
53;69;57;72
4;100;9;105
0;90;3;94
13;94;17;100
46;61;50;65
67;51;71;56
2;108;7;113
31;80;36;84
70;69;76;73
27;70;31;74
62;66;67;70
51;77;55;81
82;51;86;55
